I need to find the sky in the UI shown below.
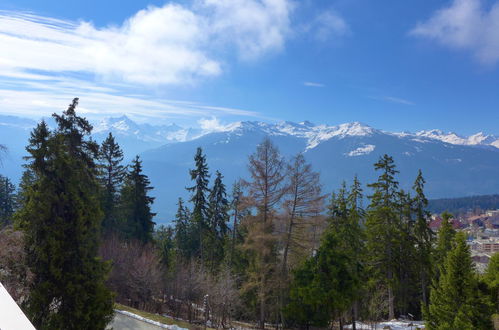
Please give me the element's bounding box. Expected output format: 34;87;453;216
0;0;499;135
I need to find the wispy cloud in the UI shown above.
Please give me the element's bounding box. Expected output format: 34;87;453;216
382;96;415;106
300;9;350;42
0;76;262;122
409;0;499;65
303;81;325;87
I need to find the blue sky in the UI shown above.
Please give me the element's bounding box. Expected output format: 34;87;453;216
0;0;498;135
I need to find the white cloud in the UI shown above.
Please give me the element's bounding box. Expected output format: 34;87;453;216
0;0;293;86
198;116;226;131
410;0;499;65
303;81;325;87
201;0;293;60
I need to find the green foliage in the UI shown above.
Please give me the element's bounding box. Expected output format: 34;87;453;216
412;170;434;308
484;252;499;312
434;211;456;279
186;147;211;261
365;154;402;319
0;174;17;227
119;156;156;243
285;226;359;327
154;225;176;269
18;98;114;329
98;132;125;234
206;170;230;271
425;232;493;330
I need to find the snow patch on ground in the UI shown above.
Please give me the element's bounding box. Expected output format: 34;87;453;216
346;144;376;156
115;310;187;330
345;320;425;329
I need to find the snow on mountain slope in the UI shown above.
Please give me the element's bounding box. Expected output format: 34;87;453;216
416;129;499;148
93;115;201;144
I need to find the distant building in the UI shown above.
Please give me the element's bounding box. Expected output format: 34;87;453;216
428;216;464;231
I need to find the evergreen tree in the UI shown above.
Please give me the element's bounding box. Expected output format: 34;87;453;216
483;252;499;313
346;176;365;327
99;132;125;234
0;175;17;226
119;156;156;243
206;170;229;271
396;189;419;316
285;226;358;328
434;212;456;277
155;225;175;269
173;197;194;259
16;168;36;213
365;154;402;320
412;170;434;308
425;232;493;329
17;98;114;329
186;147;210;261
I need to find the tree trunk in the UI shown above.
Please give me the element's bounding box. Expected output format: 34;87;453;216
388;284;395;320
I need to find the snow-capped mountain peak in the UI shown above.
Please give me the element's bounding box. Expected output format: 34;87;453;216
416;129;499;148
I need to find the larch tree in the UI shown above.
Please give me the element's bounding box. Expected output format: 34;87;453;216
278;153;324;326
18;98;114;329
243;137;286;329
281;153;324;276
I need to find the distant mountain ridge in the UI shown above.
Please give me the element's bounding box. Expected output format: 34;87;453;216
1;114;499;222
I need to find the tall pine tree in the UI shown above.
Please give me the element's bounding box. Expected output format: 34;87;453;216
18;98;114;329
186;147;210;262
99;132;125;234
365;154;402;320
119;156;156;243
412;170;434;308
206;170;230;271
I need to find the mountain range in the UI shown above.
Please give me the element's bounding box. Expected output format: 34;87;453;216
1;114;499;223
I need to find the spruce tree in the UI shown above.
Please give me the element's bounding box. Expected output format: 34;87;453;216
99;132;125;234
426;232;493;329
120;156;156;243
412;170;434;307
18;98;114;329
434;211;456;277
0;175;17;226
206;170;229;271
173;197;194;259
365;154;402;320
285;225;358;328
483;252;499;313
186;147;210;261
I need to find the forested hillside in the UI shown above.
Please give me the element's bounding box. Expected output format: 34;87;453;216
428;194;499;215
